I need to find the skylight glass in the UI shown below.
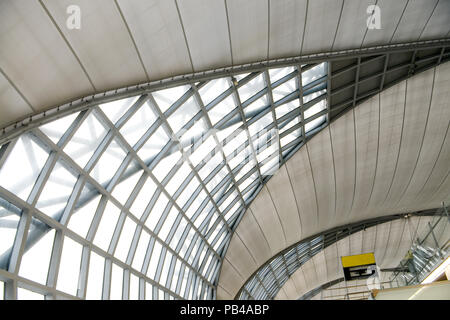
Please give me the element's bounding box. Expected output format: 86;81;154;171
0;62;328;300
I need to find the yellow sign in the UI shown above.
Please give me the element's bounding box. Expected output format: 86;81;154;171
341;253;376;268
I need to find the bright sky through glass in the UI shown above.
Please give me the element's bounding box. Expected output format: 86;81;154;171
0;63;328;300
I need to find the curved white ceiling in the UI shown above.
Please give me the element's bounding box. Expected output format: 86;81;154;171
1;0;450;128
217;61;450;299
278;214;448;300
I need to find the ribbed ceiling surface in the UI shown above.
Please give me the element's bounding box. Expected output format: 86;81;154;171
1;0;450;128
217;61;450;299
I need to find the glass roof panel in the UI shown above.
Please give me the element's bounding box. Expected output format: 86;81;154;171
0;61;329;300
272;77;297;103
90;138;127;186
40;112;80;144
208;95;236;126
152;85;190;113
199;77;230;106
167;96;200;135
0;135;49;201
302;62;327;86
238;74;265;103
269;66;295;84
63;112;108;169
100;96;140;124
36;160;78;219
0;198;20;268
119;101;157;147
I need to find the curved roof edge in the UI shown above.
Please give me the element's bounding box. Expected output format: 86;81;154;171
2;38;449;144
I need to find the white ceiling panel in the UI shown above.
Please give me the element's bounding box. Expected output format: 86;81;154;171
367;81;406;212
373;221;391;264
0;0;93;111
349;230;363;256
176;0;231;71
1;0;448;127
380;219;404;265
217;258;244;299
332;0;375;51
330;109;356;226
301;0;343;54
43;0;147;91
235;208;272;266
325;243;339;282
306;128;336;231
419;0;450;40
285;148;318;239
362;0;408;46
352;95;379;218
117;0;193;80
276;287;288;300
313;250;328;282
0;70;33;128
223;233;257;282
281;277;297;298
398;63;450;208
384;68;434;206
248;186;286;255
384;219;412;268
301;257;318;289
268;0;307;58
362;223;377;253
226;0;269;64
266;165;302;245
391;0;439;43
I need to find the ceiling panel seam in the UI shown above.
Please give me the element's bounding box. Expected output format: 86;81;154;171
381;76;409;206
284;164;304;237
430;168;450;203
365;83;382;208
0;67;35;113
223;0;234;66
234;231;259;267
388;0;409;44
416;123;450;199
266;0;270;60
391;218;408;262
327;126;338;222
38;0;97;92
299;0;309;56
265;185;288;246
347;57;360;219
379;220;393;265
113;0;150;82
224;256;245;281
395;67;437;206
174;0;195;73
248;207;274;255
305;143;320;228
418;0;441;41
359;0;378;48
329;0;345;52
348;108;357;219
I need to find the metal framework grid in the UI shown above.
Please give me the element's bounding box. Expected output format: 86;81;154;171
237;208;447;300
389;206;449;286
0;61;329;300
0;39;449;300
